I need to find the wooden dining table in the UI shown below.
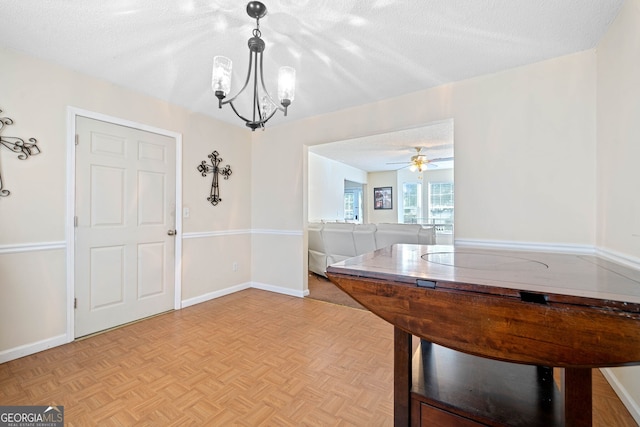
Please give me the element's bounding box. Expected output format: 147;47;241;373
326;244;640;426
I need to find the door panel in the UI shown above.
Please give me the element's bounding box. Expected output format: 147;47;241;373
75;117;176;338
90;246;125;308
138;242;165;298
138;171;165;225
91;165;125;226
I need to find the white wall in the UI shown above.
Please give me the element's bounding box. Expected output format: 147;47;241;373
308;152;367;222
0;46;252;359
596;0;640;421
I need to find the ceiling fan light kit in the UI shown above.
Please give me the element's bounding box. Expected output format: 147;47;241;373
387;147;454;172
409;148;429;172
212;1;296;131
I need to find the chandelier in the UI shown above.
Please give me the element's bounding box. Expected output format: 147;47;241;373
212;1;296;131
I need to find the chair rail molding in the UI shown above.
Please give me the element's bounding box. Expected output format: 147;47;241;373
0;241;65;254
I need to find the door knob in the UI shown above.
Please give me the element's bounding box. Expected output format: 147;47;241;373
167;230;176;236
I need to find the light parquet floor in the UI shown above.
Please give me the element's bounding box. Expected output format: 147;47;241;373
1;289;394;426
307;274;638;427
1;288;638;426
307;272;365;310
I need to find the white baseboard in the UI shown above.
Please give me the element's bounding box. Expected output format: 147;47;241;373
601;368;640;424
0;334;69;364
181;282;251;308
597;247;640;270
180;281;308;308
251;281;309;298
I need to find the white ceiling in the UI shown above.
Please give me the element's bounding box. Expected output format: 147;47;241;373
1;0;623;170
310;120;454;172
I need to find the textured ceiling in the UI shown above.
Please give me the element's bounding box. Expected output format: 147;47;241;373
310;120;454;172
1;0;624;170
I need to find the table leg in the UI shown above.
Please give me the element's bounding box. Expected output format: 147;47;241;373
563;367;592;426
394;327;412;427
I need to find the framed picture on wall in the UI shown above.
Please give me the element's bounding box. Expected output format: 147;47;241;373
374;186;392;210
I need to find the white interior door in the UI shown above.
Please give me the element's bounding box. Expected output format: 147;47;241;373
74;116;176;338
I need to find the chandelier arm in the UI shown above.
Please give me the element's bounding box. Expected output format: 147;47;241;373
258;53;285;113
227;101;254;125
252;51;260;124
227;97;276;128
221;50;256;106
226;97;277;130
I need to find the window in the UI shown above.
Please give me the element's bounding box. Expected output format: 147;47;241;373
428;182;454;228
344;185;363;222
344;191;355;220
402;182;422;224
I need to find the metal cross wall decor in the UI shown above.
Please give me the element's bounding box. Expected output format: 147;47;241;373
0;108;41;197
197;150;232;206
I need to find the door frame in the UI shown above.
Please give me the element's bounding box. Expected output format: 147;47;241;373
65;107;183;342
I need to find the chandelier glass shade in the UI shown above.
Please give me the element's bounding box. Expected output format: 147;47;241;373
212;1;296;131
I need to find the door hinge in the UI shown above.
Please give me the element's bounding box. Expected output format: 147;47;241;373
74;298;77;309
74;216;78;227
75;134;79;146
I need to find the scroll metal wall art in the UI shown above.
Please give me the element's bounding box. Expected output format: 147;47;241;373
197;150;232;206
0;108;41;197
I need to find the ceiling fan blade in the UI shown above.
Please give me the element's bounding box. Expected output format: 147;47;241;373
385;161;412;165
429;156;454;162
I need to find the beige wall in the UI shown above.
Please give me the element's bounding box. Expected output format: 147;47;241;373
597;0;640;259
253;49;597;297
298;49;594;238
0;46;251;358
596;0;640;419
453;52;597;244
368;171;399;223
0;250;66;350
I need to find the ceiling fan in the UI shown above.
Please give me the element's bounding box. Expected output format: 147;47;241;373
386;147;454;172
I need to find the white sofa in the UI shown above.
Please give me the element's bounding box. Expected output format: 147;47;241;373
308;222;436;277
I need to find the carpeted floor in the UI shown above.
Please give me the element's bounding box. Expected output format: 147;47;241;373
306;272;366;310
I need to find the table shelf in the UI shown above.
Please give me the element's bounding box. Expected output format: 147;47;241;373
411;340;564;427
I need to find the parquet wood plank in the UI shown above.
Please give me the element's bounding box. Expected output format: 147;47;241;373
0;288;636;426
